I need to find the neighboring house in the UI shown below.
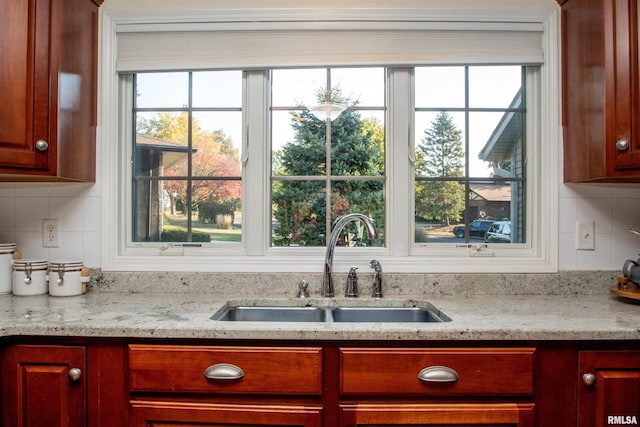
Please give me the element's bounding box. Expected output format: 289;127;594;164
468;183;511;221
478;89;524;243
134;135;194;241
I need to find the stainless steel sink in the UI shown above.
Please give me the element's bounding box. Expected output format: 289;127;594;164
212;306;327;322
330;306;448;323
212;304;450;323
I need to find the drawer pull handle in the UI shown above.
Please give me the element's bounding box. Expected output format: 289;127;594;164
418;366;459;383
204;363;245;380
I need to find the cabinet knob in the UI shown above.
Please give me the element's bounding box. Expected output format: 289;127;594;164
68;367;82;382
616;139;629;151
204;363;244;380
35;140;49;152
418;366;459;383
583;373;596;386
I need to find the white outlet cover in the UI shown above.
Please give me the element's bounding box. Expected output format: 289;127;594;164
43;218;60;248
576;221;595;251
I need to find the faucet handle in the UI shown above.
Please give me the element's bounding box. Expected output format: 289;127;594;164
345;266;359;298
297;279;310;298
370;259;383;298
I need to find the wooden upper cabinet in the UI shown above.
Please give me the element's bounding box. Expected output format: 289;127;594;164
559;0;640;182
0;0;101;182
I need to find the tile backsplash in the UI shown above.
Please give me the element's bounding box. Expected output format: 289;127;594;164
0;180;639;271
0;183;101;267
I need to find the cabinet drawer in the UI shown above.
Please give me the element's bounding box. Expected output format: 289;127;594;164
129;344;322;395
340;347;534;396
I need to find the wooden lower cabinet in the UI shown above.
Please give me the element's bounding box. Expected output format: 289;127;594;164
4;339;640;427
129;400;322;426
1;344;86;427
578;350;640;427
338;348;536;427
127;344;324;427
340;403;535;426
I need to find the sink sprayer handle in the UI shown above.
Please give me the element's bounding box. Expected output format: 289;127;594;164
418;366;459;383
204;363;245;380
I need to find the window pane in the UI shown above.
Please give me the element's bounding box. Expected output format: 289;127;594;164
132;71;242;244
272;68;326;107
331;68;385;106
272;110;327;177
415;180;465;243
192;180;242;243
331;181;385;247
471;111;524;179
468;66;521;108
192;112;242;177
271;180;326;247
271;67;386;248
137;112;188;146
414;65;526;245
136;72;188;108
415;66;465;108
415;111;466;178
192;71;242;108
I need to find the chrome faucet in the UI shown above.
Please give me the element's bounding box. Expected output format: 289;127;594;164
322;213;378;297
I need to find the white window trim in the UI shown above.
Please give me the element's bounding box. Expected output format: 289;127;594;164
99;5;560;273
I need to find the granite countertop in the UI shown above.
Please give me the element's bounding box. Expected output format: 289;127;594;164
0;291;638;341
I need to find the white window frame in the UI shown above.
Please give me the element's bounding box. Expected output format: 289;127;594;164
99;5;559;273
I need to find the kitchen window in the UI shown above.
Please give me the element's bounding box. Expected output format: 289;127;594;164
101;5;559;272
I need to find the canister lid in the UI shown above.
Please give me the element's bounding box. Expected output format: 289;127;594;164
49;261;84;271
0;243;16;254
49;261;84;268
13;260;48;270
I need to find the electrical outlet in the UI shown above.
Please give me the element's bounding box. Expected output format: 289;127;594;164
43;219;60;248
576;221;595;250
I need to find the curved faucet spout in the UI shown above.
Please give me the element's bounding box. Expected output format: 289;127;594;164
322;213;378;297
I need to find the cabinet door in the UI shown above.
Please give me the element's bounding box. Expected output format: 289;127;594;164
340;403;535;427
578;350;640;427
130;400;322;427
1;344;86;427
0;0;53;171
610;0;640;172
560;0;640;181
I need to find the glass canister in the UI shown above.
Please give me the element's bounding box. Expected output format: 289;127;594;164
48;261;87;297
0;243;16;294
13;260;48;296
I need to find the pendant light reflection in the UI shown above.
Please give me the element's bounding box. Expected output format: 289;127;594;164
309;102;347;122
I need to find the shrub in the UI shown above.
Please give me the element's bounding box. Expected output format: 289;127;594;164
161;228;211;242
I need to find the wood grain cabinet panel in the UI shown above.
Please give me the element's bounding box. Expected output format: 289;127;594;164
128;344;323;395
559;0;640;182
130;400;323;427
1;344;86;427
338;348;536;427
340;403;535;427
578;350;640;427
0;0;100;181
340;347;535;396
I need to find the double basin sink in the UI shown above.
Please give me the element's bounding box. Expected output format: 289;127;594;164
211;303;451;323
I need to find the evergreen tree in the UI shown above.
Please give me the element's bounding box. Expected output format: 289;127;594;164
272;96;384;247
415;111;465;226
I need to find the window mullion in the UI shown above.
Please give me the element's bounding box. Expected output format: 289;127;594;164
244;70;270;255
388;68;412;256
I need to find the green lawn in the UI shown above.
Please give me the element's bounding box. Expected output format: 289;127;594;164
163;213;242;243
